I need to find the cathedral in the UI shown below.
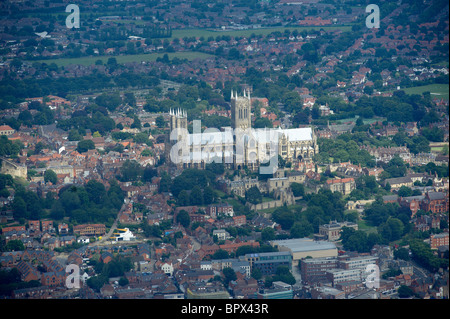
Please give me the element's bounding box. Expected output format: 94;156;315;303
168;90;319;174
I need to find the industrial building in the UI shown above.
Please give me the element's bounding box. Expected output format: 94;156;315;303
270;238;338;264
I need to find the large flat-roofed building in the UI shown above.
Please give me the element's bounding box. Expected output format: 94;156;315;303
338;255;378;270
326;268;363;286
241;251;292;276
256;281;293;299
270;238;338;264
300;257;338;284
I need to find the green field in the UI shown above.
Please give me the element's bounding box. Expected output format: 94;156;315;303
401;84;449;100
334;117;384;125
33;51;213;67
357;219;378;234
170;25;353;40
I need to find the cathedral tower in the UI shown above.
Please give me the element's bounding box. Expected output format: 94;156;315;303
167;108;188;169
231;89;251;130
169;108;188;142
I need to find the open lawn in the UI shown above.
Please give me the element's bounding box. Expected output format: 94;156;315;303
334;116;385;125
357;219;378;234
257;203;304;215
170;25;353;40
401;84;449;100
33;51;213;67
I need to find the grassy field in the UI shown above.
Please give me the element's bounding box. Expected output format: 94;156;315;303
401;84;449;100
33;51;213;67
357;219;378;234
334;117;384;125
431;146;444;153
170;25;353;40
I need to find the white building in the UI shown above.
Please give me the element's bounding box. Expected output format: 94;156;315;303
161;262;174;276
200;261;212;271
213;229;231;241
77;236;90;244
110;228;135;242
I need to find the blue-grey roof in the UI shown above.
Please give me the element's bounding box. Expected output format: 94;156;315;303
271;238;337;252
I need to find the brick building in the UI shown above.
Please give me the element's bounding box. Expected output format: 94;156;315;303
300;257;338;284
422;192;449;214
73;224;106;236
325;177;356;195
430;233;449;250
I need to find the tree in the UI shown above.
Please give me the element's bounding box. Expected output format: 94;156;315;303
409;239;445;272
340;227;379;253
272;207;295;230
87;275;108;292
119;160;143;182
118;277;129;286
364;201;397;226
155;115;165;128
85;180;106;205
176;210;190;228
394;247;410;261
130;117;141;129
203;186;215;205
95;93;122;112
379;218;404;241
68;129;83;141
212;249;229;259
245;186;262;205
408;136;430;154
44;169;57;184
253;117;273;128
189;185;203;205
228;48;240;60
422;127;444;142
291;182;304;197
398;285;415;298
6;239;24;251
50;200;65;220
12;197;27;220
142;166;157;182
76;139;95;153
272;265;296;285
290;221;313;238
398;186;413;197
222;267;237;287
251;267;262;280
261;227;276;241
384;156;407;178
177;190;189;206
159;173;171;193
59;189;81;214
